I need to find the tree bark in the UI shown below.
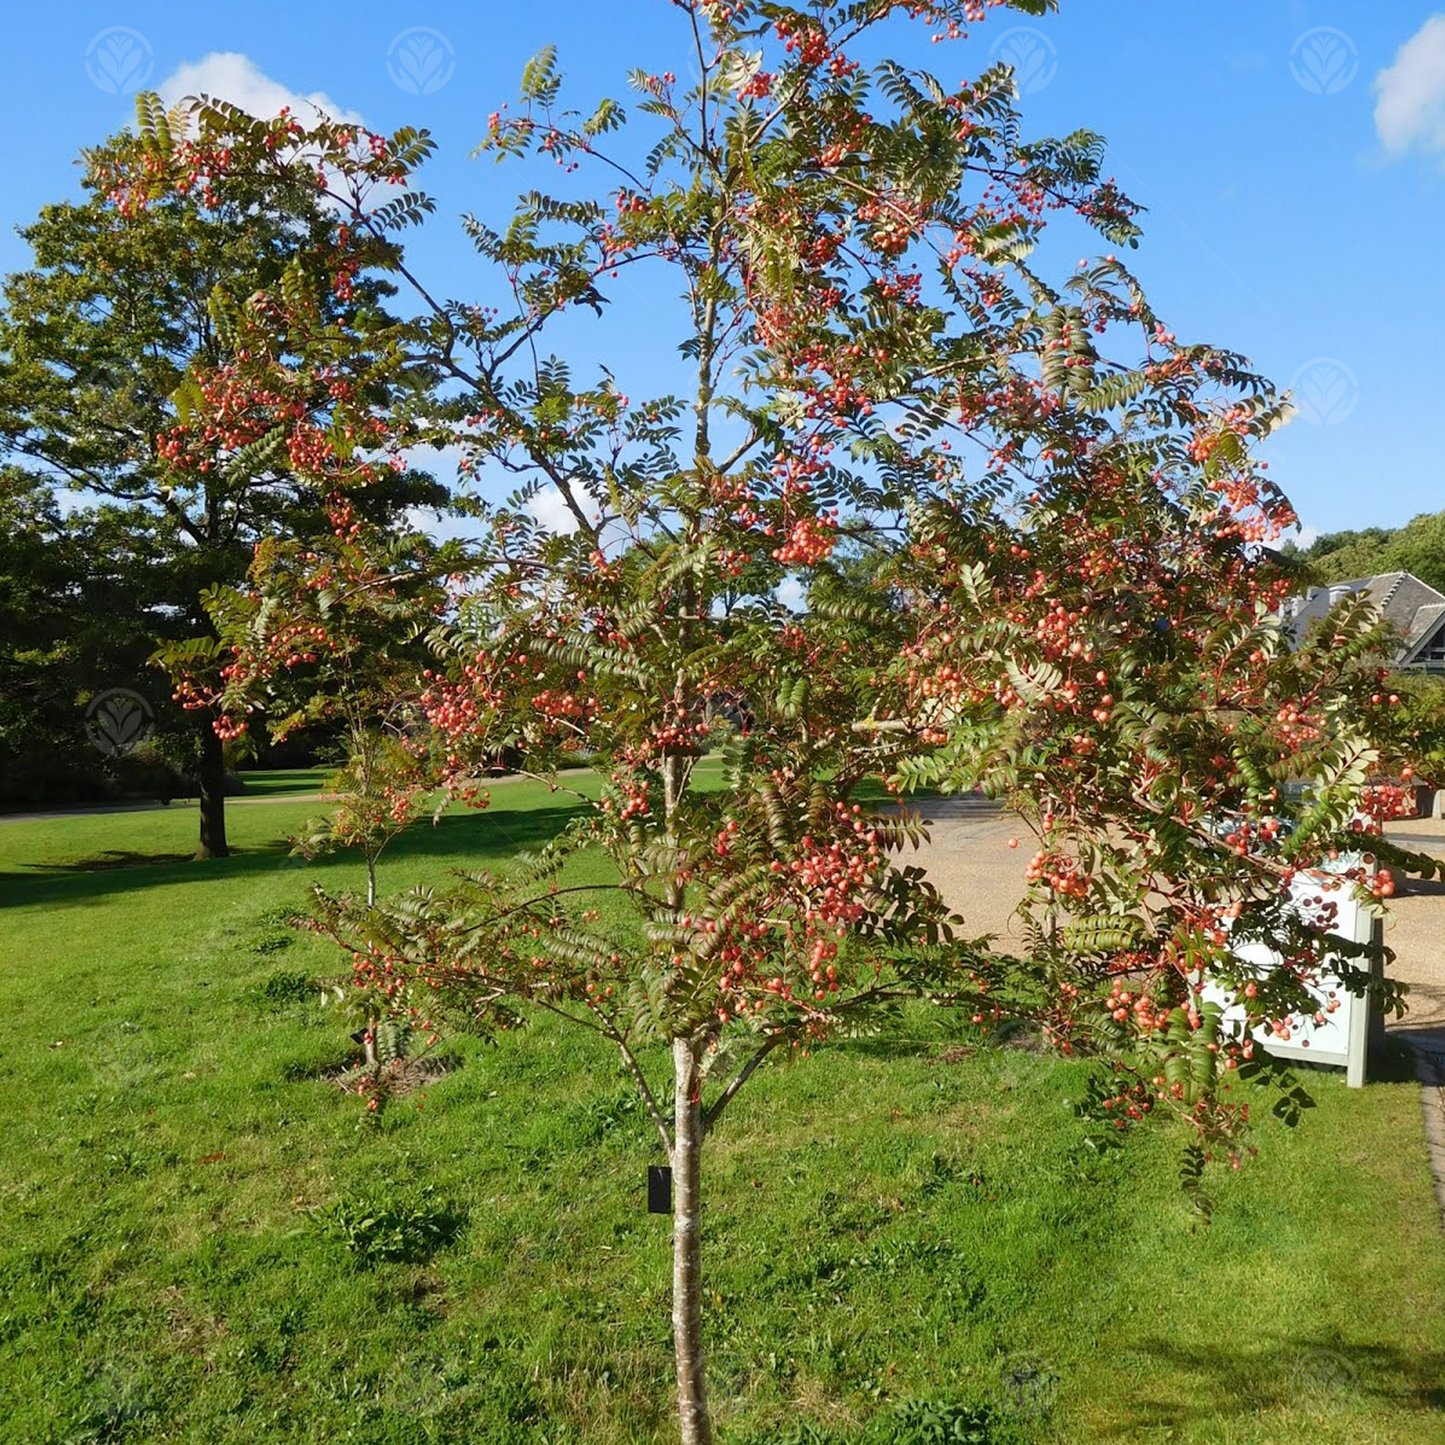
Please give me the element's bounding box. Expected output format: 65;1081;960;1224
672;1036;713;1445
195;716;229;859
364;856;379;1069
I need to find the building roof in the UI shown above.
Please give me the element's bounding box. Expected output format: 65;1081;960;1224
1402;601;1445;657
1287;571;1445;668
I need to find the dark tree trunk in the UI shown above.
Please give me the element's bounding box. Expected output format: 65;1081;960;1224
195;716;229;860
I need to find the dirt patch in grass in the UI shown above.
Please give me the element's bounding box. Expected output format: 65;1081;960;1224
930;1044;975;1066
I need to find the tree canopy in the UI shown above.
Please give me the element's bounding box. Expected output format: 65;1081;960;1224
1293;510;1445;595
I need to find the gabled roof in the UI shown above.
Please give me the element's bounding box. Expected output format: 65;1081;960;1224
1362;572;1445;634
1402;601;1445;655
1287;571;1445;667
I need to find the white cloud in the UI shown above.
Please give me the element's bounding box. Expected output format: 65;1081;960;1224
1374;16;1445;157
404;442;465;487
157;52;363;126
528;484;582;536
776;575;806;612
406;506;476;546
1290;523;1320;550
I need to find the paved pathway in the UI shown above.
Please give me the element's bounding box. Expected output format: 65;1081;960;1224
1373;817;1445;1035
908;796;1445;1033
0;794;327;824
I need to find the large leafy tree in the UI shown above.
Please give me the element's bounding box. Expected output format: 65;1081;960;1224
0;469;97;803
1293;510;1445;595
0;123;441;854
0;469;192;805
115;3;1433;1440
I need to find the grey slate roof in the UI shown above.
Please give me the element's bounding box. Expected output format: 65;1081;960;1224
1402;601;1445;657
1286;571;1445;667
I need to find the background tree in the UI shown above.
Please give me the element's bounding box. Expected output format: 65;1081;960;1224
0;124;442;851
1293;510;1445;594
0;468;97;804
1287;510;1445;790
117;4;1436;1441
0;468;199;806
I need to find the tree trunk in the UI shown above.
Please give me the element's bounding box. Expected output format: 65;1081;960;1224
195;717;229;860
364;856;379;1070
672;1036;713;1445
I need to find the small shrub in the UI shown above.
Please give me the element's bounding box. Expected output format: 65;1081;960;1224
565;1085;647;1146
242;907;303;957
311;1185;466;1267
245;969;317;1009
871;1399;1007;1444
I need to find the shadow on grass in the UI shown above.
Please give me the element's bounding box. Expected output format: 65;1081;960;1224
1370;1036;1429;1083
0;802;587;911
45;850;196;872
1098;1336;1445;1439
834;1034;952;1063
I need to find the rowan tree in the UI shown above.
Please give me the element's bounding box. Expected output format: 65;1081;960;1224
115;3;1437;1440
221;513;461;1069
215;514;454;896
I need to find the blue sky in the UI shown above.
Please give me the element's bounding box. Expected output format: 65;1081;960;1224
3;1;1443;541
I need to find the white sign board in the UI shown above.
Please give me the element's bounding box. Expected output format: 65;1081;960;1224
1201;872;1383;1087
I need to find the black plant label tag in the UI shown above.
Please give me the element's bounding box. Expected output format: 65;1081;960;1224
647;1165;672;1214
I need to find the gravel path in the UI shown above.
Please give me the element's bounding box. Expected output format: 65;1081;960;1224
908;796;1445;1036
0;795;328;824
912;798;1445;1222
1374;817;1445;1037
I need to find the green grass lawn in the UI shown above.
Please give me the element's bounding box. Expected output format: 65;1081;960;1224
1;774;1443;1443
232;766;333;799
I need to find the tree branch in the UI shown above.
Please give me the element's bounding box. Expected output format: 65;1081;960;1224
607;1025;674;1155
701;1033;782;1135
